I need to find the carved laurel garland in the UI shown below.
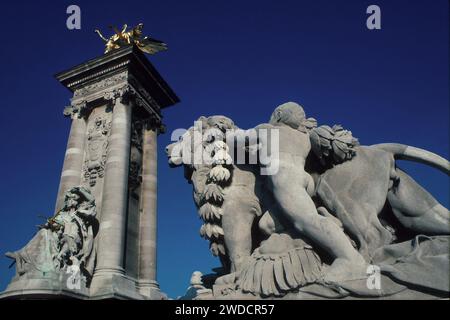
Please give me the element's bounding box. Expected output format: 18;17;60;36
197;129;233;258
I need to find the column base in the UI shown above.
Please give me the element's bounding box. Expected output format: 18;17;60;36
89;270;142;300
1;272;167;300
89;270;166;300
137;280;167;300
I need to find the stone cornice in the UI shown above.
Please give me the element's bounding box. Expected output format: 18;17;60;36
55;46;179;109
66;72;162;121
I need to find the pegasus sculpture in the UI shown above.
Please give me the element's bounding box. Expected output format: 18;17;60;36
94;23;167;54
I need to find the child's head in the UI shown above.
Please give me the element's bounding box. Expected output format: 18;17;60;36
269;102;306;129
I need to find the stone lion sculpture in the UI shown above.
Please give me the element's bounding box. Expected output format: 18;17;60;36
167;103;449;299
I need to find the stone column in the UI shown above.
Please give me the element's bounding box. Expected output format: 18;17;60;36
55;106;87;212
138;122;159;294
94;94;132;277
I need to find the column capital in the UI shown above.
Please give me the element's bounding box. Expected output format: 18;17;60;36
141;115;166;135
63;100;88;119
102;84;152;111
103;84;133;106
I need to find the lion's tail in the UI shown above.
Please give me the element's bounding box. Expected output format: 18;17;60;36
372;143;450;175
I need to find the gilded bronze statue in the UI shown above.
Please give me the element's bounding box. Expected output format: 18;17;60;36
94;23;167;54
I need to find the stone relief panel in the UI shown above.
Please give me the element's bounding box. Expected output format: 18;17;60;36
83;107;112;188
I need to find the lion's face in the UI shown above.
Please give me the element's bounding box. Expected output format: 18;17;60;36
166;115;236;168
166;141;182;167
166;126;196;168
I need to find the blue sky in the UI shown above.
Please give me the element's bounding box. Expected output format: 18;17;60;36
0;0;448;298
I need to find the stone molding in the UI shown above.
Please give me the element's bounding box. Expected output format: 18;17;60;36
65;73;163;125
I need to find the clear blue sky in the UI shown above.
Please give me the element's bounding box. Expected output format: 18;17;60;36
0;0;448;298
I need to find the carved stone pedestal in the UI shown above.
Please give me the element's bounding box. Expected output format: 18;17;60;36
1;46;178;300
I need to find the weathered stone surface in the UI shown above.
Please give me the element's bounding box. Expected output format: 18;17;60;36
179;271;212;300
167;102;450;299
2;46;178;300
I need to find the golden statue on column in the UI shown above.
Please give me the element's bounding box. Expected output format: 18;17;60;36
94;23;167;54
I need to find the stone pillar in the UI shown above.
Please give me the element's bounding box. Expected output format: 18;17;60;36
138;122;159;296
55;106;87;212
47;46;179;300
94;95;132;277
